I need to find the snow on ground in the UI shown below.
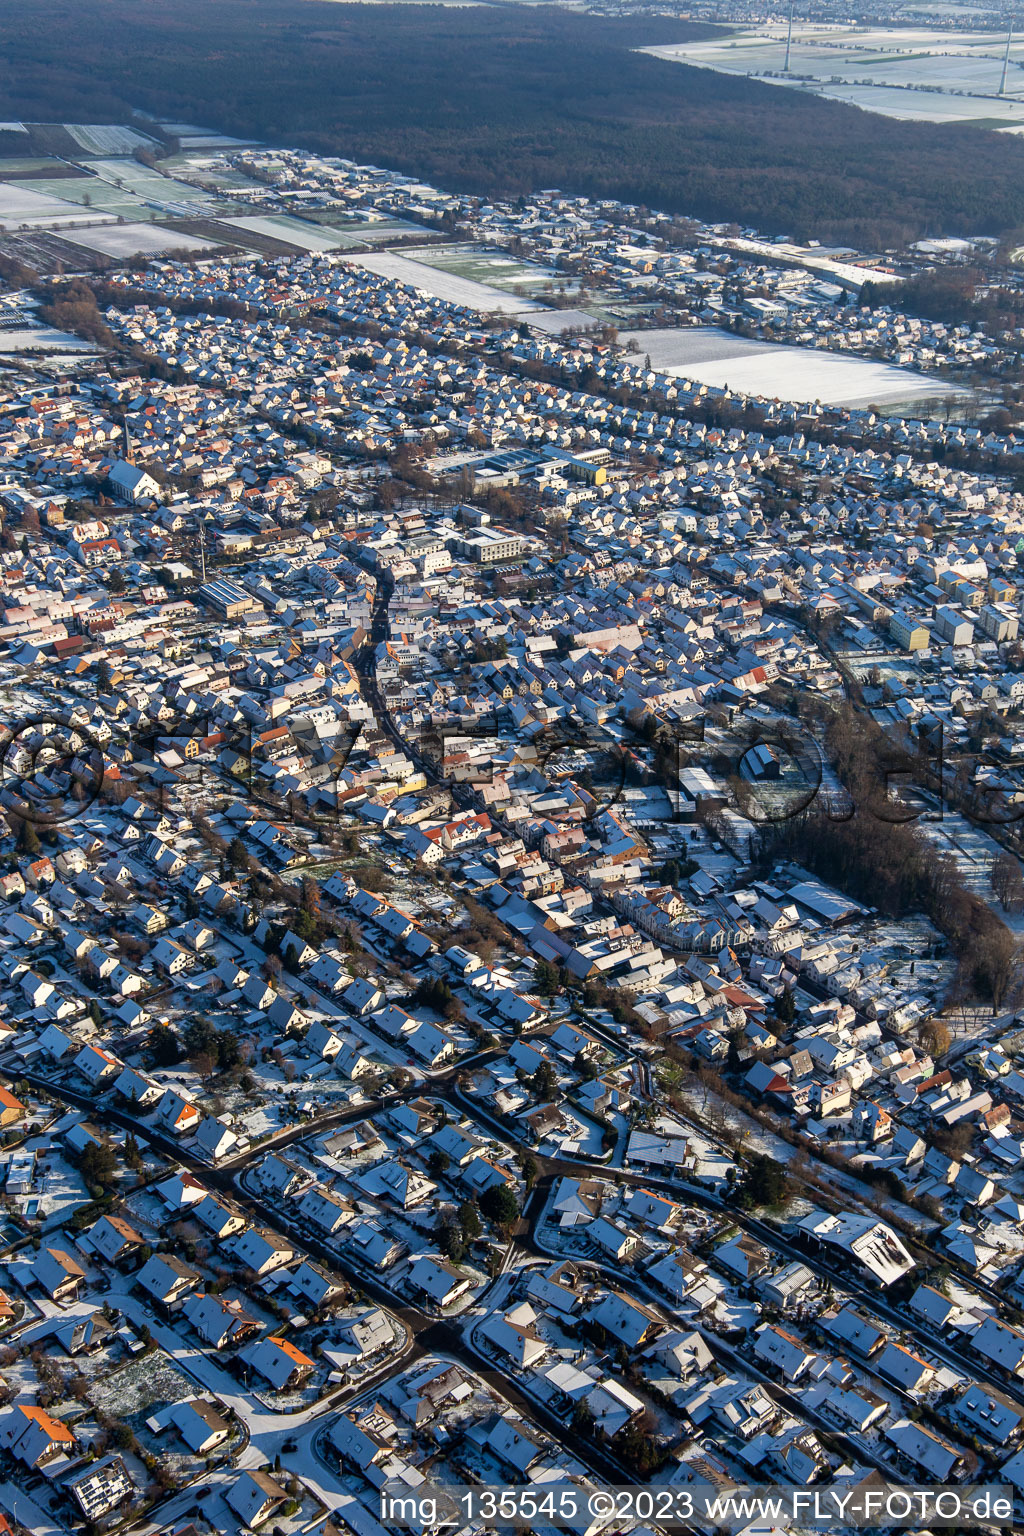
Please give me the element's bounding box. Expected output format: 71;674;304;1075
615;326;958;410
84;158;218;212
223;214;365;252
64;124;158;155
61;222;221;258
0;1485;62;1536
0;326;96;353
918;810;1024;934
643;25;1024;128
813;81;1024;125
344;250;541;313
0;182;116;229
528;308;608;335
407;242;571;292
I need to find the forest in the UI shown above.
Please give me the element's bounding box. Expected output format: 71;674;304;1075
3;1;1024;246
860;267;1024;329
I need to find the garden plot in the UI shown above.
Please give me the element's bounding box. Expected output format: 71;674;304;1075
89;1351;195;1426
918;812;1024;935
0;182;115;230
61;223;221;259
15;1147;90;1225
222;214;361;252
345;250;541;313
64;124;159;156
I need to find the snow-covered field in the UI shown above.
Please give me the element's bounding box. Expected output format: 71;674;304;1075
62;222;220;257
345;250;541;313
64;124;158;155
528;308;607;336
0;182;116;229
815;81;1024;124
85;158;217;213
155;122;257;149
644;25;1024;127
616;326;958;409
222;214;363;252
0;327;96;353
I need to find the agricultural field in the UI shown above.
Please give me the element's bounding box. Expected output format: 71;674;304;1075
814;81;1024;126
161;154;268;193
0;181;115;229
221;213;369;252
0;325;96;353
528;306;615;336
345;249;541;313
644;25;1024;128
152;119;258;149
614;325;960;410
85;158;219;213
7;176;157;220
0;228;113;273
299;211;431;247
164;217;290;257
0;155;82;177
62;222;222;258
63;123;158;155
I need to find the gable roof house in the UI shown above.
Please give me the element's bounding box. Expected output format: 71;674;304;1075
136;1253;201;1308
246;1335;316;1391
232;1227;296;1276
158;1090;202;1136
974;1316;1024;1380
2;1405;77;1467
193;1194;247;1240
85;1214;145;1265
291;1259;348;1311
171;1397;232;1455
193;1114;240;1163
482;1303;548;1369
486;1414;545;1476
183;1292;260;1350
588;1291;663;1350
884;1418;963;1481
753;1324;818;1383
298;1184;357;1235
407;1255;472;1310
32;1247;86;1301
226;1470;288;1530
